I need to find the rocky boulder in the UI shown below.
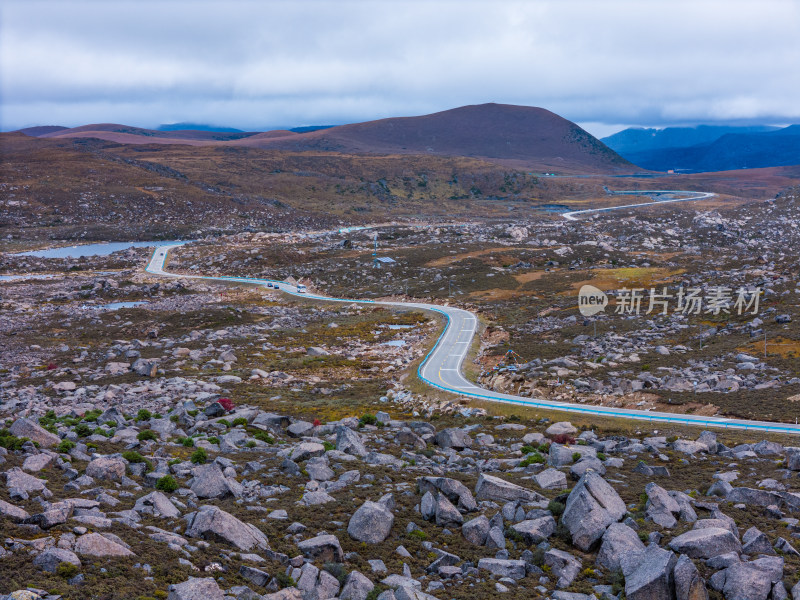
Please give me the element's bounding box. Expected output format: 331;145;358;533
8;417;60;448
561;472;626;551
167;577;225;600
348;499;394;543
185;505;269;551
75;532;135;557
434;428;472;450
336;426;368;457
297;534;344;563
669;527;742;559
596;523;646;576
33;548;81;573
86;456;127;481
625;545;678;600
474;473;547;504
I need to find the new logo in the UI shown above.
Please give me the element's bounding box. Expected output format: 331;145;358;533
578;284;608;316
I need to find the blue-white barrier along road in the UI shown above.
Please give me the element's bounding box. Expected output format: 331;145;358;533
145;201;800;435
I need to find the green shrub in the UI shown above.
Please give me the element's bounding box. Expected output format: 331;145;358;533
155;475;178;493
359;413;377;426
86;442;97;450
597;452;607;461
82;409;102;422
137;430;157;441
105;421;117;428
0;430;27;451
253;432;274;444
407;529;427;541
57;439;76;453
232;417;247;427
92;427;112;438
177;436;195;447
170;415;179;423
208;436;220;445
190;448;208;464
56;562;79;578
187;410;199;417
275;572;296;589
168;458;181;466
245;440;256;448
122;450;146;463
638;530;649;543
572;452;582;462
547;500;566;516
74;423;93;438
218;419;231;428
520;445;537;454
520;452;545;467
323;441;335;451
136;409;152;422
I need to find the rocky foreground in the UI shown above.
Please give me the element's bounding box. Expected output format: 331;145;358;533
3;399;800;600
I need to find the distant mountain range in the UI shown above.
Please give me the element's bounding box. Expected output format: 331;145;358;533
603;125;800;172
16;104;638;174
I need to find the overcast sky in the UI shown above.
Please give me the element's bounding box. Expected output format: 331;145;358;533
2;0;799;137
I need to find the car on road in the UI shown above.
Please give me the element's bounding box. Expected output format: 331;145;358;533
297;284;307;293
266;282;273;288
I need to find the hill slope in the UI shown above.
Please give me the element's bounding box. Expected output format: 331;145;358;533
17;105;638;174
236;103;636;173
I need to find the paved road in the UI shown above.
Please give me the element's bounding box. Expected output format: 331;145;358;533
145;199;800;434
563;190;715;220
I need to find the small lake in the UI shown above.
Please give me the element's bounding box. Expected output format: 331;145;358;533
83;301;149;311
381;340;406;347
0;273;57;282
14;240;188;259
387;324;414;330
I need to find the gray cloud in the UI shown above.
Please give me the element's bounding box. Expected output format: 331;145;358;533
2;0;799;135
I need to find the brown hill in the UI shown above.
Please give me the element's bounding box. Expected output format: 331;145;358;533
233;103;638;173
29;123;260;143
18;105;639;174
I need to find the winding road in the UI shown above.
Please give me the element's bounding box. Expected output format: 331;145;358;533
145;190;800;435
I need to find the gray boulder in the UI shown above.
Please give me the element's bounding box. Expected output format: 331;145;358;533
168;577;225;600
339;571;375;600
625;545;678;600
673;554;708;600
477;558;526;580
33;547;81;573
5;467;48;500
22;501;73;529
545;422;577;436
721;562;773;600
190;463;240;499
185;505;269;551
434;428;472;450
510;516;556;545
544;548;582;588
668;527;742;559
348;500;394;543
596;522;646;576
474;473;547;504
289;442;326;462
86;456;127;481
75;532;134;557
9;417;60;448
561;471;626;551
462;515;490;545
533;468;567;490
134;491;181;518
570;457;606;480
239;565;271;588
0;498;30;522
336;426;368;457
742;527;775;555
297;534;344;563
434;493;463;527
417;476;477;511
645;482;681;528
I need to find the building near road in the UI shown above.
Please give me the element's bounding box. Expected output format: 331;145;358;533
373;256;396;268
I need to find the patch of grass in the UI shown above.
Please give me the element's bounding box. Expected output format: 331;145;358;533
136;409;152;422
520;452;545;467
232;417;248;427
137;430;157;442
56;439;76;453
253;431;274;444
56;562;79;579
